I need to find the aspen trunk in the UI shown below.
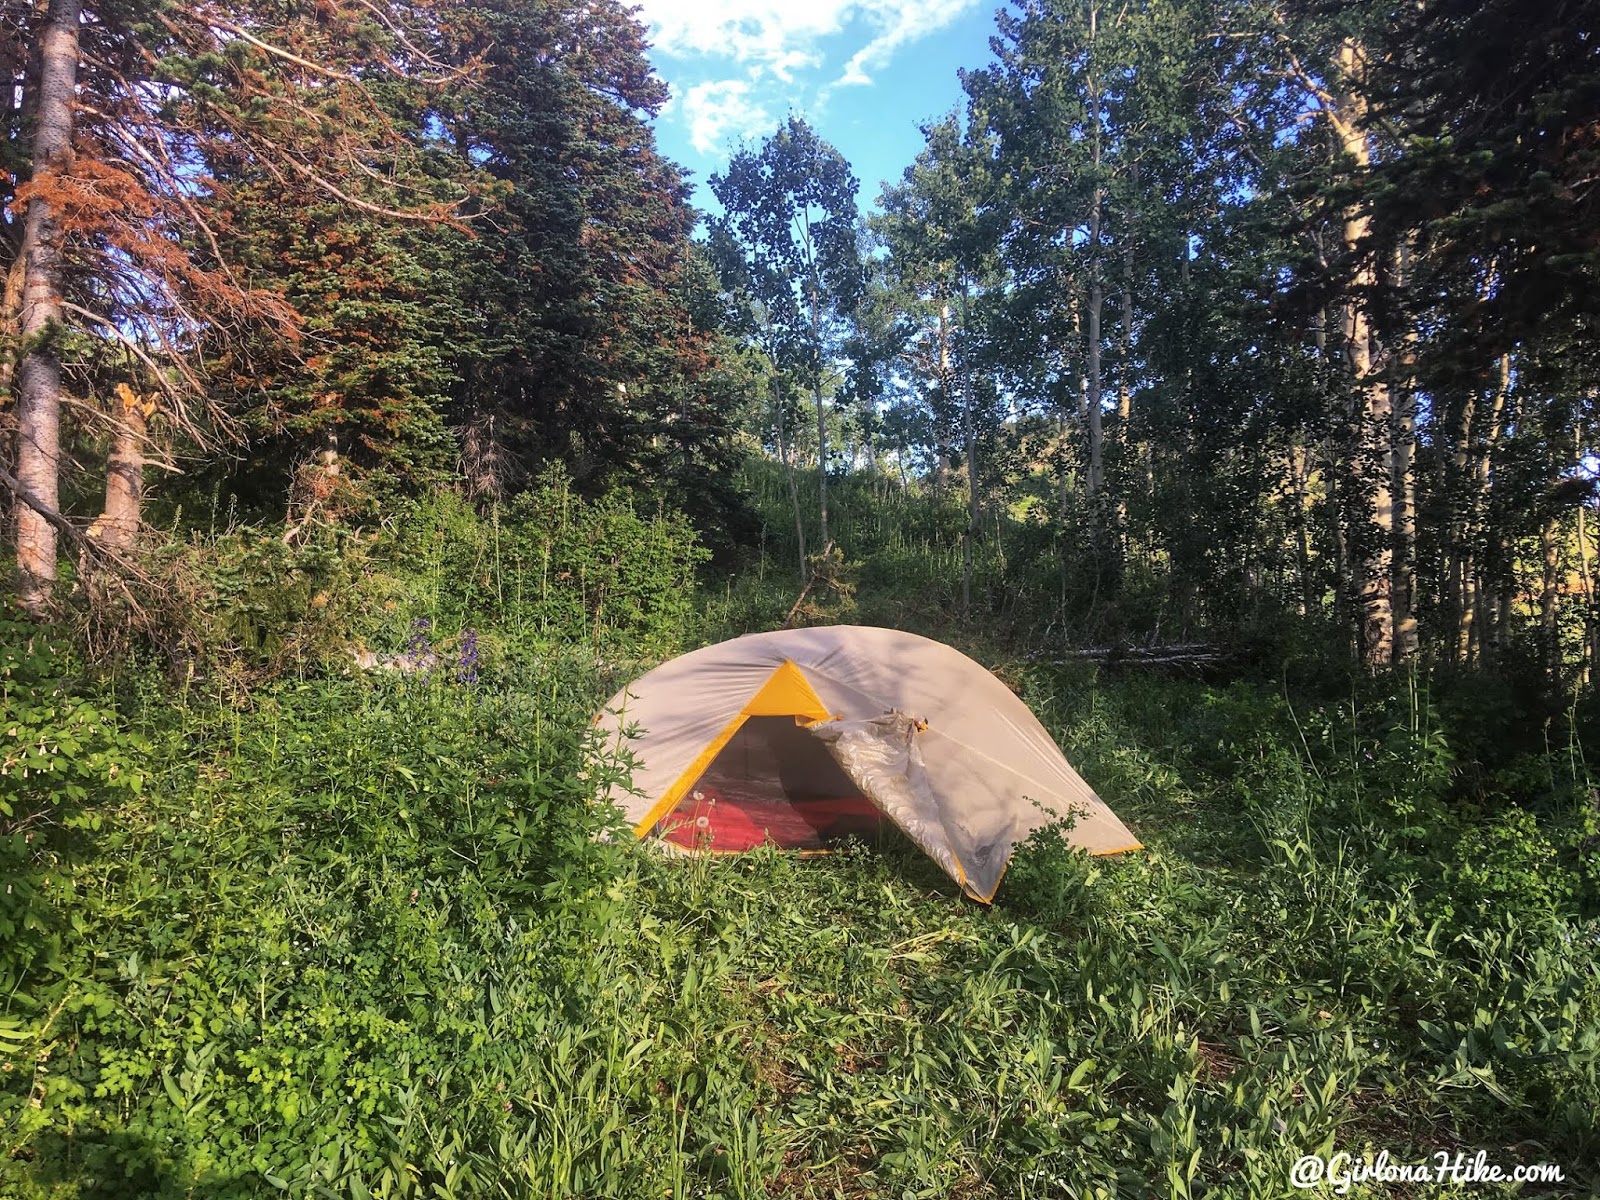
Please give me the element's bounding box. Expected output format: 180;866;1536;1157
1328;446;1354;654
1;32;39;402
1116;163;1137;554
1580;500;1595;687
1460;559;1478;663
1540;508;1561;674
774;375;808;582
955;282;979;614
1118;184;1134;432
1390;240;1419;660
1578;424;1596;685
962;372;977;613
809;286;830;551
1448;389;1476;662
12;0;82;614
1290;443;1315;616
1333;38;1394;666
1084;1;1106;547
1472;355;1511;659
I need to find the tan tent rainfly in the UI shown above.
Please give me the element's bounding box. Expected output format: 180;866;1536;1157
593;625;1140;902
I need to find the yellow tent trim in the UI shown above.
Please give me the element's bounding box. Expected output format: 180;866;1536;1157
632;660;831;838
740;658;832;720
1092;841;1145;856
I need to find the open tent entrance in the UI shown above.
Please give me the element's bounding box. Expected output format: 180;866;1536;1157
654;716;887;853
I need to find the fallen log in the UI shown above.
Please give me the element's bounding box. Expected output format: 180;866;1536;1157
1033;642;1230;668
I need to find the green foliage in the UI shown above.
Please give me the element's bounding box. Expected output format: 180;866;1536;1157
5;625;1599;1197
152;530;368;686
1449;808;1572;920
1;662;633;1199
0;621;146;1010
117;476;707;691
373;476;709;660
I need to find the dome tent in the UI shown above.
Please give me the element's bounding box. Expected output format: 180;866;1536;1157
593;626;1141;902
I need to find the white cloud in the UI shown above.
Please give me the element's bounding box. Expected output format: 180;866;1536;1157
639;0;853;75
636;0;976;85
636;0;979;162
828;0;975;92
682;80;773;155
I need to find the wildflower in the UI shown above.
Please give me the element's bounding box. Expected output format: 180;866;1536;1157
403;617;436;678
457;628;480;687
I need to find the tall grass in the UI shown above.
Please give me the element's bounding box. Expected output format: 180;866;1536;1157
3;481;1598;1197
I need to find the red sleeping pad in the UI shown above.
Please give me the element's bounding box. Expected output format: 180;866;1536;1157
657;785;885;852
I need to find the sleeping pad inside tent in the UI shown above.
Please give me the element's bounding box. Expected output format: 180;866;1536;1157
653;716;886;852
593;625;1141;902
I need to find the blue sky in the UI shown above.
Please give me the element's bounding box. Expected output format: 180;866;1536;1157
633;0;1003;214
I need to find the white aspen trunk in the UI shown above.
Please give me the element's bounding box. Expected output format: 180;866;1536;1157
939;299;972;610
810;283;830;551
12;0;81;614
1449;389;1476;663
1391;240;1419;660
1541;507;1561;674
1117;162;1137;555
1473;354;1510;658
1;36;39;401
1290;443;1315;616
1332;38;1394;666
774;375;808;581
963;373;977;615
1085;2;1105;542
1580;499;1594;687
1578;423;1596;686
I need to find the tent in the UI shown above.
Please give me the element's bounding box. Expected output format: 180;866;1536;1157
592;625;1141;902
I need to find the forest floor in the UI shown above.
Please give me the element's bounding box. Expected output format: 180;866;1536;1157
4;611;1598;1199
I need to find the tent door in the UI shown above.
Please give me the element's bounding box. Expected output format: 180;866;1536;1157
654;716;886;852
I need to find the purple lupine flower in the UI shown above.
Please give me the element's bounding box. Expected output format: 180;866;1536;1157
403;617;436;677
457;628;479;686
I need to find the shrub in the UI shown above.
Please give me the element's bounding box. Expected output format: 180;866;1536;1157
372;472;708;659
0;619;145;1030
152;529;369;688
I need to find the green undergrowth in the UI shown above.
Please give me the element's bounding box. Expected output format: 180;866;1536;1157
4;624;1598;1198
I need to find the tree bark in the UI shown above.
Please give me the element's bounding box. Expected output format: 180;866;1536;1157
1085;7;1106;546
1116;161;1137;556
90;385;146;554
1290;443;1315;615
1578;423;1596;686
1472;354;1511;659
962;370;977;614
1540;506;1561;675
11;0;82;615
1;30;39;401
1448;388;1476;663
1580;499;1595;687
809;284;830;552
774;374;808;582
1390;239;1419;660
1332;38;1394;666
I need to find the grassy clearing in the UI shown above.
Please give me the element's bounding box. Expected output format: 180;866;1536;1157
4;638;1597;1198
